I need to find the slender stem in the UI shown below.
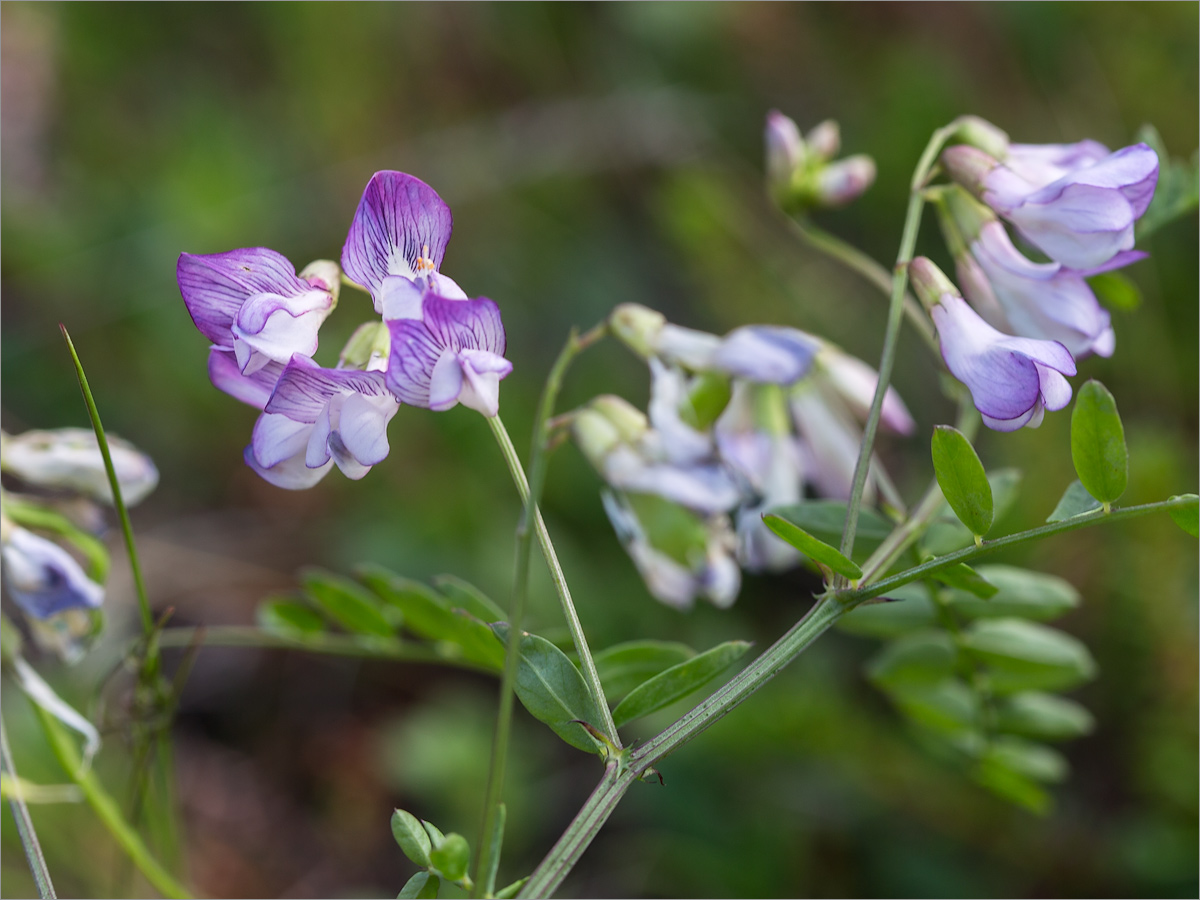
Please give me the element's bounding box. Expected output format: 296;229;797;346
841;496;1194;605
32;703;189;899
784;216;939;354
835;122;960;586
1;718;57;899
60;326;153;636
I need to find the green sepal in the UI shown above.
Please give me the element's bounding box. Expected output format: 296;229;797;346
931;563;997;598
960;618;1096;695
302;568;395;638
256;596;327;640
397;871;439;900
1070;380;1128;506
592;640;696;700
432;575;506;623
611;640;751;728
1046;480;1102;522
762;514;862;580
491;624;605;754
931;425;993;539
391;808;433;868
1167;494;1199;537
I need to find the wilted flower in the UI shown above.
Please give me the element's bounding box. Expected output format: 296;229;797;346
1;518;104;620
942;141;1158;269
1;428;159;506
178;249;338;376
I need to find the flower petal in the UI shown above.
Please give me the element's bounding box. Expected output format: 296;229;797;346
243;443;332;490
386;318;444;407
265;357;392;423
335;391;398;466
341;171;453;296
250;413;315;468
711;326;819;384
208;348;284;410
178;249;310;345
422;294;507;355
428;349;465;411
457;348;512;418
2;527;105;619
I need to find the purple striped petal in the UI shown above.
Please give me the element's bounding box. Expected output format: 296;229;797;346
2;527;105;619
422;294;507;356
458;349;513;417
178;248;310;345
341;171;453;296
265;355;394;423
1004;140;1110;186
207;348;285;409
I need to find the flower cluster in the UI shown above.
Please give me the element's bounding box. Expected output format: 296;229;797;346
178;172;512;489
928;124;1158;429
766;112;877;212
576;304;914;610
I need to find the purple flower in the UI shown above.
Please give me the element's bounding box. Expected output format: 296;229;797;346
961;220;1137;358
1;523;104;620
178;250;336;375
386;293;512;418
341;171;467;317
932;293;1076;431
943;142;1159;270
243;356;401;489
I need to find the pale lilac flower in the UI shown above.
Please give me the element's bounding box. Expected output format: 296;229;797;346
943;142;1158;269
962;220;1136;358
178;250;337;375
1;428;158;506
932;293;1076;431
245;356;400;489
341;171;467;318
765;110;805;196
386;293;512;417
1;521;104;619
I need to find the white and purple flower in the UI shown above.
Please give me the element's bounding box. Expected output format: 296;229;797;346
1;520;104;620
943;141;1158;270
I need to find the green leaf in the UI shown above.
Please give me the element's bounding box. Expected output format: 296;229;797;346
945;565;1080;622
982;736;1067;784
1070;380;1128;505
432;575;506;623
1046;480;1103;522
397;871;439;900
1087;271;1142;312
429;832;470;883
481;803;505;899
836;586;937;638
973;757;1052;814
361;567;504;670
867;631;958;688
491;624;605;753
931;425;993;538
886;678;979;736
762;514;862;580
611;640;751;728
391;809;433;868
931;563;997;598
680;371;733;430
422;820;446;847
256;597;326;639
766;501;893;557
993;692;1095;741
922;468;1021;555
592;640;696;700
1167;494;1199;538
302;569;395;638
960;618;1097;694
1135;124;1199;241
495;878;529;899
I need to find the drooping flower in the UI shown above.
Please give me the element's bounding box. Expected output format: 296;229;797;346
386;292;512;418
178;250;338;376
1;428;159;506
0;519;104;620
341;170;467;318
245;355;401;489
942;141;1158;270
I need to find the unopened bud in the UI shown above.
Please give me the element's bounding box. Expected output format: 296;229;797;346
909;257;961;312
1;428;159;506
299;259;342;303
588;395;649;443
610;303;666;360
805;120;841;162
813;155;876;207
338;321;390;371
572;408;623;471
941;145;999;195
948;115;1010;159
765;110;805;196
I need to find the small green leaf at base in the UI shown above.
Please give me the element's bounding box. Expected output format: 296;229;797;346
611;640;751;728
302;569;395;638
1070;380;1128;505
593;640;696;700
398;871;440;900
1167;494;1199;537
257;597;327;639
762;514;862;580
391;809;433;868
1046;481;1103;522
495;877;529;899
931;425;994;538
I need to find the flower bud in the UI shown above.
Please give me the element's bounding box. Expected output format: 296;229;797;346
805;119;841;161
948;116;1010;159
588;395;650;444
2;428;159;506
765;110;805;197
610;303;666;360
338;321;391;371
299;259;342;304
941;145;999;194
571;408;624;471
813;155;876;207
909;257;961;312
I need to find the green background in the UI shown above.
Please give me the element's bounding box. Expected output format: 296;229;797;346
2;3;1196;897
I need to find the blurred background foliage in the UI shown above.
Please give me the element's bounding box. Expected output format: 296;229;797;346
1;3;1196;898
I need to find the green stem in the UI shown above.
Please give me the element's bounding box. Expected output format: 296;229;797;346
521;594;844;898
835;122;961;586
32;703;189;899
785;216;938;354
841;496;1194;605
1;718;57;899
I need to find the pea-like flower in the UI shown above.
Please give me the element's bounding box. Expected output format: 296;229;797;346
386;292;512;418
1;519;104;620
178;250;338;376
943;141;1158;270
341;170;467;318
1;428;159;506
